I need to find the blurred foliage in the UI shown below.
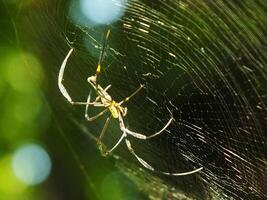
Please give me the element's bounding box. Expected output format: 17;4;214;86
0;1;51;198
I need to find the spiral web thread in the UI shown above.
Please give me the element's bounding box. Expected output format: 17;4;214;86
61;0;267;199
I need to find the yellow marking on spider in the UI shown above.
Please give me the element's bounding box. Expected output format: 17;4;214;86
108;101;119;118
106;29;111;40
96;64;101;73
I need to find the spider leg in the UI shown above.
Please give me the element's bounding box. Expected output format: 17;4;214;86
85;108;109;121
104;84;111;92
95;29;111;94
124;138;203;176
58;48;99;106
85;92;108;121
85;108;108;122
96;29;110;78
102;114;127;156
119;84;144;105
125;139;154;171
97;114;112;156
103;132;126;156
97;114;112;144
120;114;202;176
97;84;112;100
123;117;173;139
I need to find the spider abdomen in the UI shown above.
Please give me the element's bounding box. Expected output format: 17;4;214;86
108;101;119;118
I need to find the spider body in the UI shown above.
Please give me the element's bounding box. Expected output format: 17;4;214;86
58;30;203;176
107;101;120;118
87;75;127;118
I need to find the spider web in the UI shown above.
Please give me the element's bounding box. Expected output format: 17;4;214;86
21;0;267;199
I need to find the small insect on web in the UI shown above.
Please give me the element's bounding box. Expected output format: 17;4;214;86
58;29;203;176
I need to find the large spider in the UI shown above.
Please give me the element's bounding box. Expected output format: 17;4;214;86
58;30;203;176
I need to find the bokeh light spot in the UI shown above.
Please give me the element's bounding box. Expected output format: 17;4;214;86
0;49;50;146
12;144;52;185
13;94;42;124
5;51;44;93
70;0;127;26
80;0;127;24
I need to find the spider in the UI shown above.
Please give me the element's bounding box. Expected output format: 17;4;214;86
58;30;203;176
